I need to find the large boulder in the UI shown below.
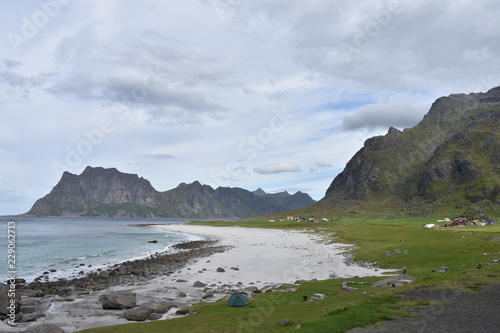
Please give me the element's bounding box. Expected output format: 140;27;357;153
23;323;65;333
98;291;137;309
0;283;21;315
120;307;155;321
372;274;415;287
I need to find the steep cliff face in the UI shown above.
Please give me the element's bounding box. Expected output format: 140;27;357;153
28;167;160;216
25;167;313;218
320;86;500;218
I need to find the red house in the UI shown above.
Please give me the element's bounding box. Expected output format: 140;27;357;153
451;218;468;226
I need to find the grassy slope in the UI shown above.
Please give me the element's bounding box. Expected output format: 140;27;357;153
77;218;500;333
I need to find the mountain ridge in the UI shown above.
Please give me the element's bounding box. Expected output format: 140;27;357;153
25;167;316;218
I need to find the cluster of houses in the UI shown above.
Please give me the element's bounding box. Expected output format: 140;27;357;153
268;216;330;222
430;217;496;227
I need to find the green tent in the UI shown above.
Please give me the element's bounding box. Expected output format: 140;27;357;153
228;293;249;307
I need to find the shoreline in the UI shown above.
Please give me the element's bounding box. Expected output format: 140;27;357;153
7;224;394;332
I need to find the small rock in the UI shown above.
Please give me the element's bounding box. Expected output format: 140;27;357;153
202;291;214;299
193;281;206;288
20;312;45;322
216;267;225;272
280;319;290;325
177;292;187;297
149;313;163;321
372;274;415;287
175;308;197;316
121;306;155;321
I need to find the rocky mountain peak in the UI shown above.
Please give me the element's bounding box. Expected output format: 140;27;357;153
319;86;500;218
253;188;267;196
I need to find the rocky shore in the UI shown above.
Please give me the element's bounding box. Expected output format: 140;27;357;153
1;240;232;332
23;240;228;294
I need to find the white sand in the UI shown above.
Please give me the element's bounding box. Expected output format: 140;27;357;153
17;224;394;332
154;224;391;285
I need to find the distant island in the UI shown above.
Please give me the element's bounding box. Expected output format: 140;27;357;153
24;167;316;218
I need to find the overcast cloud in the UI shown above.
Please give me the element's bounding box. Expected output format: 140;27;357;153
1;0;499;215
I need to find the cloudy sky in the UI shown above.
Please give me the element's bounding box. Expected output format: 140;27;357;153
1;0;499;215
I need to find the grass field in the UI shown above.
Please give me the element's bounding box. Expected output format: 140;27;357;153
78;217;500;333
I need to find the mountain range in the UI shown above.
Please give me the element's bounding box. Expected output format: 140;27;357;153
25;167;316;218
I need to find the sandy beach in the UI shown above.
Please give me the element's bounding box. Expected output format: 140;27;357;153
6;224;394;332
153;224;391;285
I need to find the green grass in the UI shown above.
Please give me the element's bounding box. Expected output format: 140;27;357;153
77;217;500;333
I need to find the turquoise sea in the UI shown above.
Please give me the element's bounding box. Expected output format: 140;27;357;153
0;217;204;283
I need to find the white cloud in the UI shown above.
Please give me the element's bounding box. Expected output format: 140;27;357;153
342;102;430;131
254;163;301;175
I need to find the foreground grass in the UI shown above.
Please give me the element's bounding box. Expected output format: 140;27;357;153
78;218;500;333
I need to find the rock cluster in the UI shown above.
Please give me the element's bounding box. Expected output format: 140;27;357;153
10;240;226;326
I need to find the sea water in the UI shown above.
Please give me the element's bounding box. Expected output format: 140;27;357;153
0;216;204;283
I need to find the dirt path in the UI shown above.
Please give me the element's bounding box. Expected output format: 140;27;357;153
347;284;500;333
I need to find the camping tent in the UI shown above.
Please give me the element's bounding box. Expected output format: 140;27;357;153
228;293;249;307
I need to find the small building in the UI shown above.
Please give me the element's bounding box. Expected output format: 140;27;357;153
451;218;468;226
472;220;486;226
287;216;295;221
